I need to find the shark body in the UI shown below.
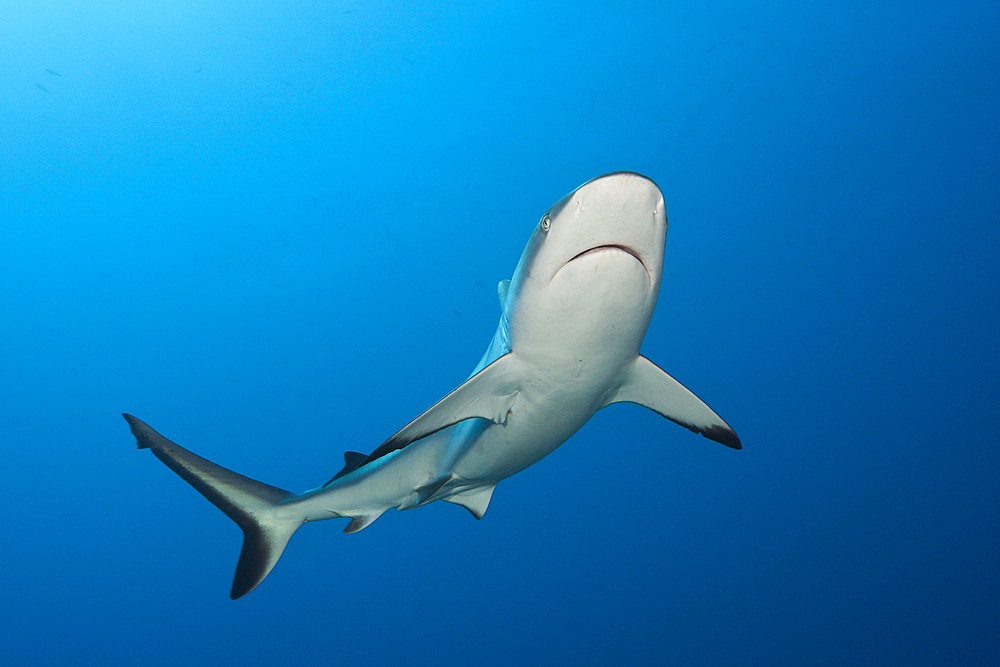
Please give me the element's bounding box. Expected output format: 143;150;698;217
125;171;740;599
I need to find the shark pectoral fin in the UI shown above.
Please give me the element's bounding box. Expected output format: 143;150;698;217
444;484;496;519
123;413;303;599
361;353;520;466
603;356;741;449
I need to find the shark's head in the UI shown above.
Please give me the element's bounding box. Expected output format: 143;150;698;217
506;171;667;364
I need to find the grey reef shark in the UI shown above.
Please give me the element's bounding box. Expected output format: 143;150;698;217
124;171;740;599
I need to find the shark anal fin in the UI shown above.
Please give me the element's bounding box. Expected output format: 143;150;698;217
602;356;741;449
361;353;520;467
123;413;302;599
343;510;385;534
444;484;496;519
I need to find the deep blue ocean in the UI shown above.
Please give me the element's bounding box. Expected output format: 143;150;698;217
3;1;998;664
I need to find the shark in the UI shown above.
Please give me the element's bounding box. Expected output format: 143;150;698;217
124;171;740;599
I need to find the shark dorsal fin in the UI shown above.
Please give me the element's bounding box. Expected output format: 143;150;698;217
497;279;510;307
342;451;366;470
324;451;368;486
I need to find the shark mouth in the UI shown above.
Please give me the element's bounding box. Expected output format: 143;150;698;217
567;244;646;270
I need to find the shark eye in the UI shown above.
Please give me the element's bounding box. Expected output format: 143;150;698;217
539;214;551;232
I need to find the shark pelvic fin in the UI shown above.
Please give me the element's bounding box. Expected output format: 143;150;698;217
444;484;496;519
361;353;520;466
123;413;303;599
399;474;455;511
602;356;741;449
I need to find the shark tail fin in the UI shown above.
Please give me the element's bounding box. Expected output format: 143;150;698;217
123;413;303;599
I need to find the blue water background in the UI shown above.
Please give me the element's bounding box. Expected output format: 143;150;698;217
2;1;998;664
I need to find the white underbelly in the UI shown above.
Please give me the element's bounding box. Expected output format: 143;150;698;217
449;372;608;482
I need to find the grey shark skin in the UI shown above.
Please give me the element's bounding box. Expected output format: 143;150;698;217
125;171;740;599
